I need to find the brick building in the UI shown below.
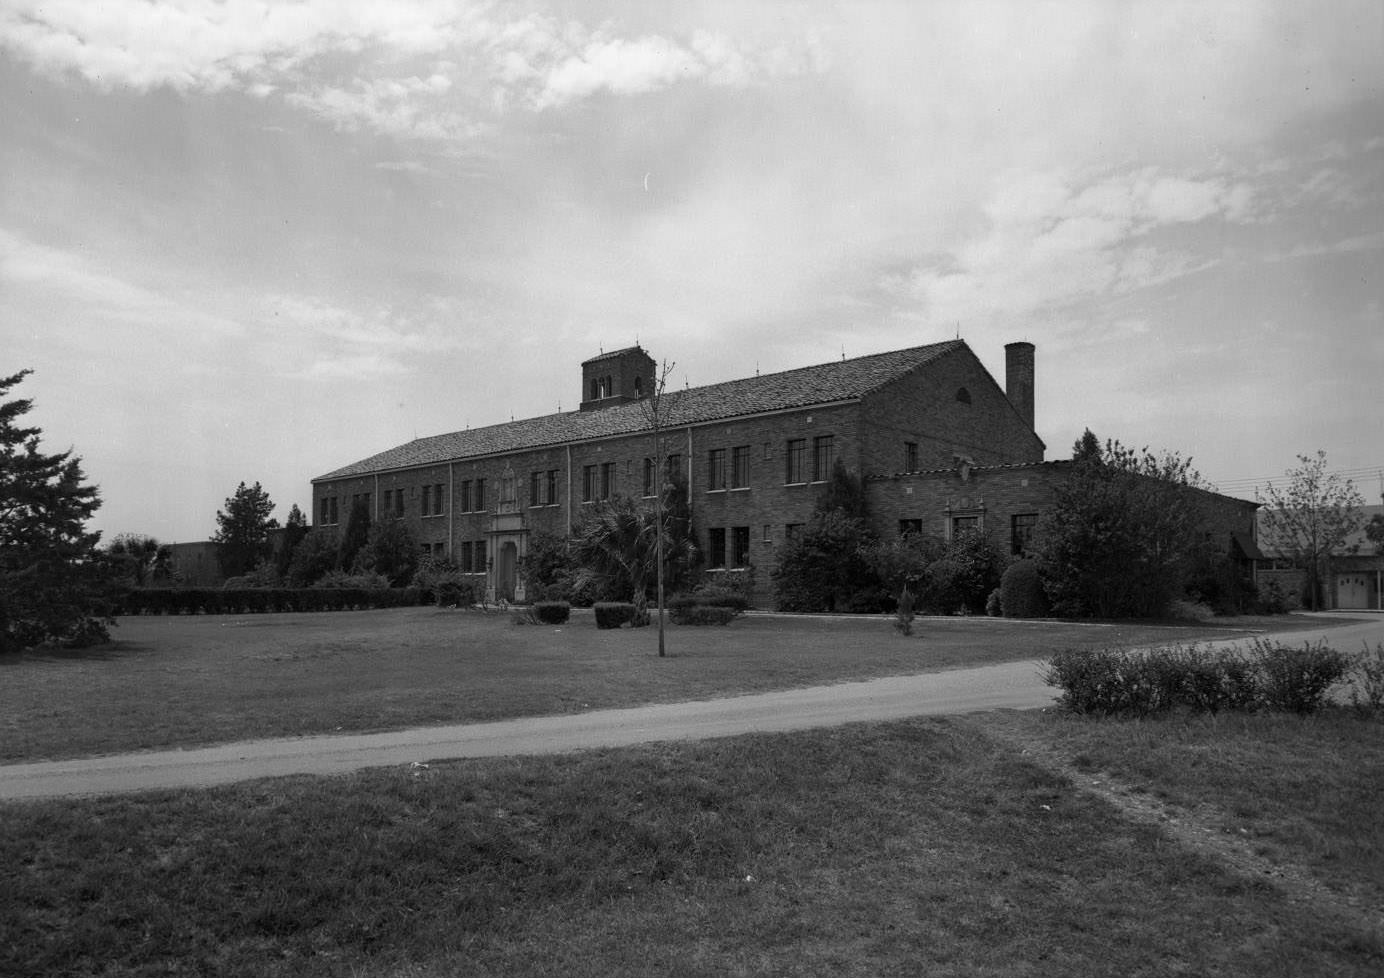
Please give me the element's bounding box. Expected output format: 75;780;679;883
312;338;1046;603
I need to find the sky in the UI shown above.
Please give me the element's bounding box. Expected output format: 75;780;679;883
2;0;1381;544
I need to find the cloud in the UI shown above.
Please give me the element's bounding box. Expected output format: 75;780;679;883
890;167;1257;324
0;227;244;336
0;0;823;137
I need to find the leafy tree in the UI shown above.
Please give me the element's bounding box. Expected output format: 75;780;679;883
1037;435;1220;618
104;533;173;587
861;528;1004;616
285;528;340;587
519;530;590;603
773;462;883;613
919;527;1005;615
212;481;279;579
1258;451;1365;611
337;497;371;573
0;370;111;652
1367;512;1384;556
275;503;309;579
355;519;419;584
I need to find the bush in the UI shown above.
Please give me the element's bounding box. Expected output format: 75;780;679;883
1251;638;1350;714
1168;598;1215;622
533;600;571;625
434;579;478;608
893;587;916;636
1043;639;1352;717
1347;643;1384;716
985;588;1002;617
676;605;736;626
999;559;1047;618
667;588;749;624
593;602;637;629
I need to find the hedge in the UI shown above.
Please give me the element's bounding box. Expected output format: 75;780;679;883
593;602;638;629
533;601;572;624
1042;639;1351;717
113;588;427;616
667;589;748;625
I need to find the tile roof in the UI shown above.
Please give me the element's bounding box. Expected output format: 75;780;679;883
314;339;964;482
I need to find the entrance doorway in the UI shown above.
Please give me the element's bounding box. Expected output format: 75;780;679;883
496;541;518;602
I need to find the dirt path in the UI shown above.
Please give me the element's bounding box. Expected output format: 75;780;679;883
977;712;1384;939
2;614;1378;803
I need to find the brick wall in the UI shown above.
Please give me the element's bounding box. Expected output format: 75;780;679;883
867;462;1069;557
859;344;1044;479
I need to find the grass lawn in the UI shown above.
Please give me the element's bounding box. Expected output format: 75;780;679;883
3;713;1381;977
0;607;1321;762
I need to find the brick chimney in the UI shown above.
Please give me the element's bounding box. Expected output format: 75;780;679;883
1004;341;1035;430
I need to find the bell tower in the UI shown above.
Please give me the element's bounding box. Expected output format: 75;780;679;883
579;346;656;411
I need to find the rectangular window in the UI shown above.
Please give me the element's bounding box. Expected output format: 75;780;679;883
731;445;750;488
330;496;338;525
546;469;558;505
899;518;924;537
459;541;473;573
785;522;804;542
707;448;727;491
642;457;656;497
394;490;405;518
666;453;683;486
812;435;834;482
474;478;486;511
459;480;472;513
905;442;919;472
601;461;616;499
951;515;980;539
785;438;806;484
1011;513;1039;555
474;539;487;573
319;497;331;525
434;484;444;516
763;524;773;543
708;528;727;568
731;526;750;567
421;485;431;516
530;471;541;507
582;465;596;502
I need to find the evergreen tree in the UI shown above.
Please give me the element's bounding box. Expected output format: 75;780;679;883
337;497;371;573
275;503;309;578
0;370;111;652
212;481;279;578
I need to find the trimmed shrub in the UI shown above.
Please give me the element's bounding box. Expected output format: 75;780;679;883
985;588;1001;617
999;559;1047;618
533;601;572;625
677;605;737;626
593;602;637;629
667;588;748;625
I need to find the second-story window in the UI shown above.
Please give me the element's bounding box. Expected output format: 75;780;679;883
785;438;806;484
812;435;834;482
707;448;727;491
905;442;919;472
731;445;750;488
